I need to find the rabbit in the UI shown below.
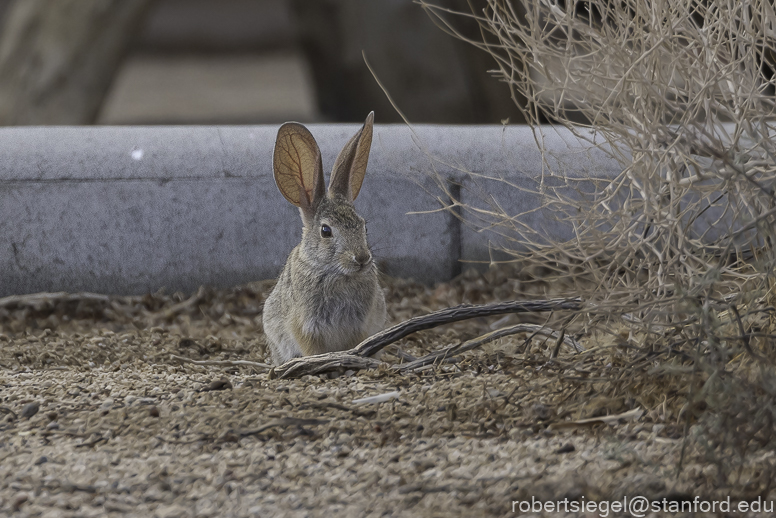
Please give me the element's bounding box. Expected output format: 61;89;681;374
263;112;387;365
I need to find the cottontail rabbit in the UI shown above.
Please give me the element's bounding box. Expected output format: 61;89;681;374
263;112;386;365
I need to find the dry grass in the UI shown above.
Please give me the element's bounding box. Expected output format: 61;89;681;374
419;0;776;494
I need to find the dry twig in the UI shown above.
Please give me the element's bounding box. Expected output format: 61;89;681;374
153;287;207;322
0;292;110;308
0;407;18;420
272;298;582;378
353;298;582;357
170;354;271;371
398;323;582;372
235;418;328;438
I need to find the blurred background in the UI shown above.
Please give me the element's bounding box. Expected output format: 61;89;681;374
0;0;523;126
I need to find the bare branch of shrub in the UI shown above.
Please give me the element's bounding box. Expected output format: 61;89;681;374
271;298;582;378
0;292;112;308
417;0;776;489
170;354;272;371
399;322;581;372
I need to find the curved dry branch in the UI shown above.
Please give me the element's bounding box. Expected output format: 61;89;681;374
170;354;272;371
398;323;583;373
271;297;582;379
270;352;384;379
0;292;111;308
353;298;582;357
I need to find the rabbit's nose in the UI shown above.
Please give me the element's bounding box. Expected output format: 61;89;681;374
354;251;372;266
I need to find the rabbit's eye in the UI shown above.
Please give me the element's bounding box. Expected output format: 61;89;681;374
321;224;333;238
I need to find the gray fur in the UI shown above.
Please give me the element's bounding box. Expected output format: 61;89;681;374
263;117;386;365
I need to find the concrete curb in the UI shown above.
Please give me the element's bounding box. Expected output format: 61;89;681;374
0;125;622;296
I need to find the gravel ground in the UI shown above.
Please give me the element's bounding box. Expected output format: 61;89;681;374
1;268;774;517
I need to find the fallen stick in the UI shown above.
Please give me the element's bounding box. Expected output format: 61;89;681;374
352;391;400;405
0;291;111;308
398;323;583;372
170;354;272;371
548;408;644;429
296;401;376;418
389;345;418;362
156;418;329;445
0;406;18;420
355;298;582;357
74;435;109;448
236;418;328;438
271;297;582;379
153;286;206;321
0;288;207;317
272;352;384;378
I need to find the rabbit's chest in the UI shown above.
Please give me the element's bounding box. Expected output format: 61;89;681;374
299;289;373;350
304;294;369;329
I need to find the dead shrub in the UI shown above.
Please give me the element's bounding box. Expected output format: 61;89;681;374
420;0;776;493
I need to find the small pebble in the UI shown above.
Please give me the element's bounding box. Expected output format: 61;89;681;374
21;402;39;419
34;456;48;465
218;431;239;443
149;406;160;418
12;493;28;511
555;443;575;454
207;379;233;391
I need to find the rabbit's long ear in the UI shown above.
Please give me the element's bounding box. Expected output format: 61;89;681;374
273;122;325;222
329;111;374;201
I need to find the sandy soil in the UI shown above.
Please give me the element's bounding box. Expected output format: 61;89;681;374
1;268;774;517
